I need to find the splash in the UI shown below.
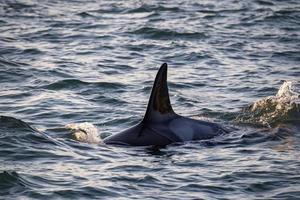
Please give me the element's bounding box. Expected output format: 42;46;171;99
65;122;102;144
236;81;300;126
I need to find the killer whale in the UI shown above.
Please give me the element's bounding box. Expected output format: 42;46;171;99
103;63;227;146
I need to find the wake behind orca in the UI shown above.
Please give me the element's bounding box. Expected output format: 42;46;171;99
103;63;228;146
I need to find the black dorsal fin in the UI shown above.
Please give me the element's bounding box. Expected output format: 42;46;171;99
142;63;175;122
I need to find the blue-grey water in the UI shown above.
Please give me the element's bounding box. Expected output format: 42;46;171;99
1;0;300;199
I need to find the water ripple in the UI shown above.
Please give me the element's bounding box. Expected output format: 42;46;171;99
1;0;300;199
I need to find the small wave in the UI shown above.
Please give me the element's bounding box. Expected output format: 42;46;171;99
0;171;28;196
254;0;275;6
21;48;44;55
129;27;207;40
0;56;24;67
65;122;102;144
0;116;37;133
43;79;125;91
0;116;60;160
2;1;35;13
126;4;183;13
0;171;56;198
0;57;32;83
236;81;300;126
76;11;96;18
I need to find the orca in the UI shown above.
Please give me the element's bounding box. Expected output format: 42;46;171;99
103;63;227;146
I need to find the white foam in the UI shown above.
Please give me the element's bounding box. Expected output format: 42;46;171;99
65;122;102;144
237;81;300;126
276;81;299;101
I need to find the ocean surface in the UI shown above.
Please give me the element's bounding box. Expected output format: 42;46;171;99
1;0;300;199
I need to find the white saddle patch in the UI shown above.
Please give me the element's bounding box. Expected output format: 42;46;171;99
169;118;194;141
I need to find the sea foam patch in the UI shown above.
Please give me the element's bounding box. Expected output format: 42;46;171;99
237;81;300;126
65;122;102;144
